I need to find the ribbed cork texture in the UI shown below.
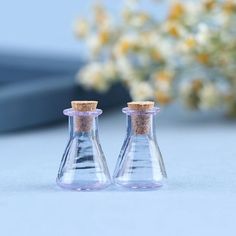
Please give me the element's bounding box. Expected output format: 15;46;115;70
71;101;98;132
128;101;154;135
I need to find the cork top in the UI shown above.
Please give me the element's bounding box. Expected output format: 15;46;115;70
127;101;154;111
71;101;98;112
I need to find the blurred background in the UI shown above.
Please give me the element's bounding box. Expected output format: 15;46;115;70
0;1;236;235
0;0;131;132
0;1;90;54
0;0;235;131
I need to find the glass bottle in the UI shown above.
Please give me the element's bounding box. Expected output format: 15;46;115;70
113;101;167;190
57;101;111;191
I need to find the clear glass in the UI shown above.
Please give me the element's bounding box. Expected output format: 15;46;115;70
57;108;111;191
113;107;167;190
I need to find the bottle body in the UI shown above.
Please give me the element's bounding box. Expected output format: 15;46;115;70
57;109;111;191
113;107;167;190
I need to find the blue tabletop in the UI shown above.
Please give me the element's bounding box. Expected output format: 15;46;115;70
0;107;236;236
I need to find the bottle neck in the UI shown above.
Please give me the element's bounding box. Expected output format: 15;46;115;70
126;113;156;137
69;116;98;138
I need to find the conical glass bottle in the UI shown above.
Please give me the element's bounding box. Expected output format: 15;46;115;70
57;101;111;191
113;101;167;190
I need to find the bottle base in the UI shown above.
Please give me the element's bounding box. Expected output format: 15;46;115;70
114;180;166;191
56;179;111;191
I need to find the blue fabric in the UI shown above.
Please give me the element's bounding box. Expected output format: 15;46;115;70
0;107;235;236
0;53;130;132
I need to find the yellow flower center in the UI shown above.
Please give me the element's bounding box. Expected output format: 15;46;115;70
155;91;172;104
168;2;185;20
150;50;162;61
185;37;197;49
204;0;215;11
167;24;179;37
196;53;209;64
99;31;110;44
154;71;173;81
223;0;236;13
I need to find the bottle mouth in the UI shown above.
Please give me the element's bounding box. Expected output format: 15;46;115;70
63;108;103;117
122;107;160;115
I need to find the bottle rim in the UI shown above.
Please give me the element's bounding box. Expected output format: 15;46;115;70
122;107;160;115
63;108;103;117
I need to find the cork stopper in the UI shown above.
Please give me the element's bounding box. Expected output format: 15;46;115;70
128;101;154;135
71;101;98;132
128;101;154;110
71;101;98;112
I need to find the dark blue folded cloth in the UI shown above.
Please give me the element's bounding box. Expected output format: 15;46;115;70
0;53;130;132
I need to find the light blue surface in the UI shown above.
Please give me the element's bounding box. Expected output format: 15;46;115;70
0;107;236;235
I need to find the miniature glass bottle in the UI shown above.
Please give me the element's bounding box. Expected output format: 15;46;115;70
57;101;111;191
113;101;167;190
